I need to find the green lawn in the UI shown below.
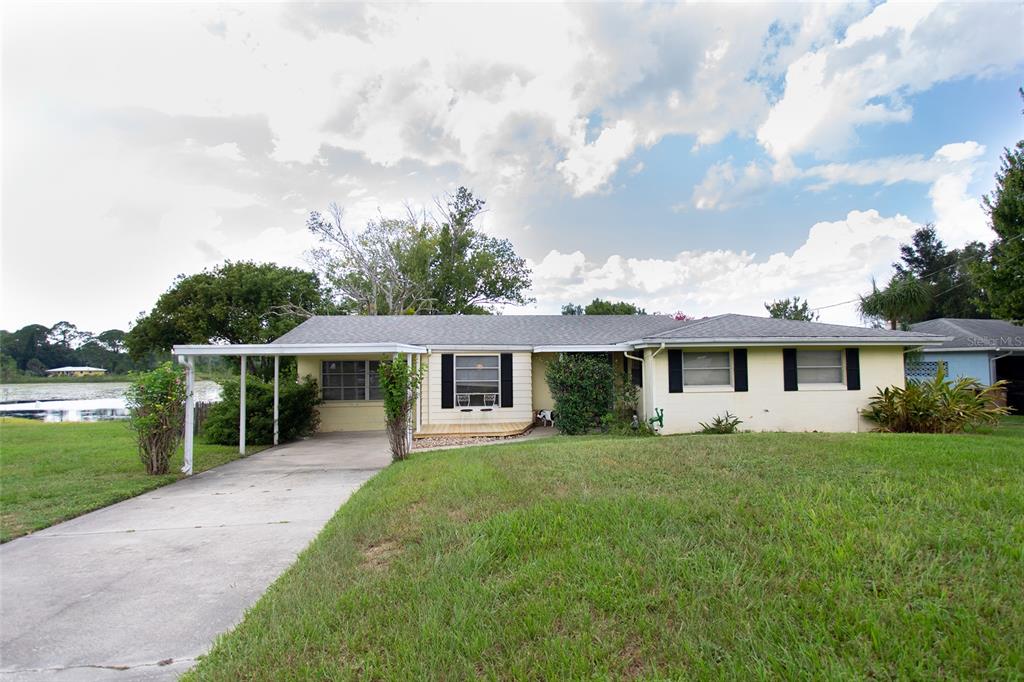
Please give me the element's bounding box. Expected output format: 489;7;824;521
189;419;1024;680
0;418;262;542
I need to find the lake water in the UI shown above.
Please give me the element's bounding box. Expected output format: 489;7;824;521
0;381;222;423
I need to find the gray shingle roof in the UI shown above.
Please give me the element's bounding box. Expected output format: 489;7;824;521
272;313;941;347
909;318;1024;350
645;314;941;343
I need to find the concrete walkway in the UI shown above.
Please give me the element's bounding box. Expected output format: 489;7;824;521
0;432;389;680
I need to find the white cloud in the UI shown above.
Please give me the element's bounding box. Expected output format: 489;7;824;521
758;2;1023;161
522;209;920;325
691;159;771;211
557;120;639;196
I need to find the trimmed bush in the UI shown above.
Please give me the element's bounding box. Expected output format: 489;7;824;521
545;353;615;435
124;362;187;475
203;374;321;445
863;367;1009;433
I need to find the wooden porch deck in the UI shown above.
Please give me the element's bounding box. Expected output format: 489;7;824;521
414;421;534;439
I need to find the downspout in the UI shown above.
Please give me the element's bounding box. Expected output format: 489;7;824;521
648;343;666;430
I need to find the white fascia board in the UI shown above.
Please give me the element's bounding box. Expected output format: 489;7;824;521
632;337;949;347
424;345;534;352
920;347;1024;353
532;344;634;353
173;343;428;357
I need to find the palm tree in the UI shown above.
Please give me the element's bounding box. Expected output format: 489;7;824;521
858;274;931;330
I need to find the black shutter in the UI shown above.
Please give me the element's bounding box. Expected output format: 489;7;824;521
733;349;748;392
845;348;861;391
500;353;513;407
441;354;454;408
783;348;798;392
668;349;683;393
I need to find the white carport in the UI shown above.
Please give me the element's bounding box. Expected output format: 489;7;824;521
172;342;427;475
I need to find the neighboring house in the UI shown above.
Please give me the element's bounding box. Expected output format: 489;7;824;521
175;314;944;439
908;318;1024;413
44;366;108;377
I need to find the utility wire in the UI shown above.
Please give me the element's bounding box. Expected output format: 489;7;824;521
808;232;1024;313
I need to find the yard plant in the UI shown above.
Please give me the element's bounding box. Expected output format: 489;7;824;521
377;354;423;461
863;368;1008;433
124;362;187;474
204;374;321;446
545;353;615;434
189;419;1024;680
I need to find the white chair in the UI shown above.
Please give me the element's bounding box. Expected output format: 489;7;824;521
483;393;498;407
456;393;470;407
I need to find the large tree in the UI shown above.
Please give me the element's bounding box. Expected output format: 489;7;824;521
894;225;987;320
306;187;532;315
561;298;647;315
764;297;818;321
126;261;331;376
977;92;1024;323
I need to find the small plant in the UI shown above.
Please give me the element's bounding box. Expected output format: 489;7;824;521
862;366;1009;433
545;353;615;435
698;412;743;434
124;362;187;474
378;354;423;462
599;377;656;436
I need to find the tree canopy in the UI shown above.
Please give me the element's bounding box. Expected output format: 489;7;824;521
1;322;152;379
764;297;818;321
306;187;533;315
561;298;647;315
893;225;987;320
125;261;332;364
977;90;1024;323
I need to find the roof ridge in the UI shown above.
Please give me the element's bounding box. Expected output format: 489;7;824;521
653;313;729;337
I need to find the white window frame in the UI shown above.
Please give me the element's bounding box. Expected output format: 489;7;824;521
454;354;501;408
682;350;733;392
795;349;846;390
321;360;383;402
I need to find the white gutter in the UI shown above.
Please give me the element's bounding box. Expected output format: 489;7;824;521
172;342;428;357
632;337;950;347
533;344;633;353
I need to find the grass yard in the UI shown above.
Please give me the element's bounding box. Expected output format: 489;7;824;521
0;418;263;542
190;419;1024;680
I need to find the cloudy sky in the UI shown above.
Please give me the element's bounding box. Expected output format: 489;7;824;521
2;2;1022;332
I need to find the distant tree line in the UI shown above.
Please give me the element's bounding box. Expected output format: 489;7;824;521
1;322;163;381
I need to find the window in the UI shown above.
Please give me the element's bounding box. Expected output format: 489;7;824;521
455;355;500;407
321;360;382;401
796;350;843;384
683;351;731;386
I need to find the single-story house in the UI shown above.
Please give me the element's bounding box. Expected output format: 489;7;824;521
44;366;108;377
172;314;945;472
907;318;1024;413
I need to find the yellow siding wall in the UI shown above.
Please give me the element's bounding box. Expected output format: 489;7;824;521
297;355;386;432
422;351;534;426
531;353;555;411
645;346;905;434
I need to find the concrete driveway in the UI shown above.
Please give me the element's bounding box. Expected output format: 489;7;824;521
0;431;389;680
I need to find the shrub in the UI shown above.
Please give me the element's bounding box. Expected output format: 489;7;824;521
378;354;423;462
862;367;1009;433
545;353;615;435
698;412;743;434
124;362;187;474
203;373;321;445
599;377;656;436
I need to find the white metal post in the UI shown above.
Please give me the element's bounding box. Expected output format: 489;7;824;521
406;353;414;452
273;355;280;446
414;354;422;435
182;357;195;475
239;355;247;455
